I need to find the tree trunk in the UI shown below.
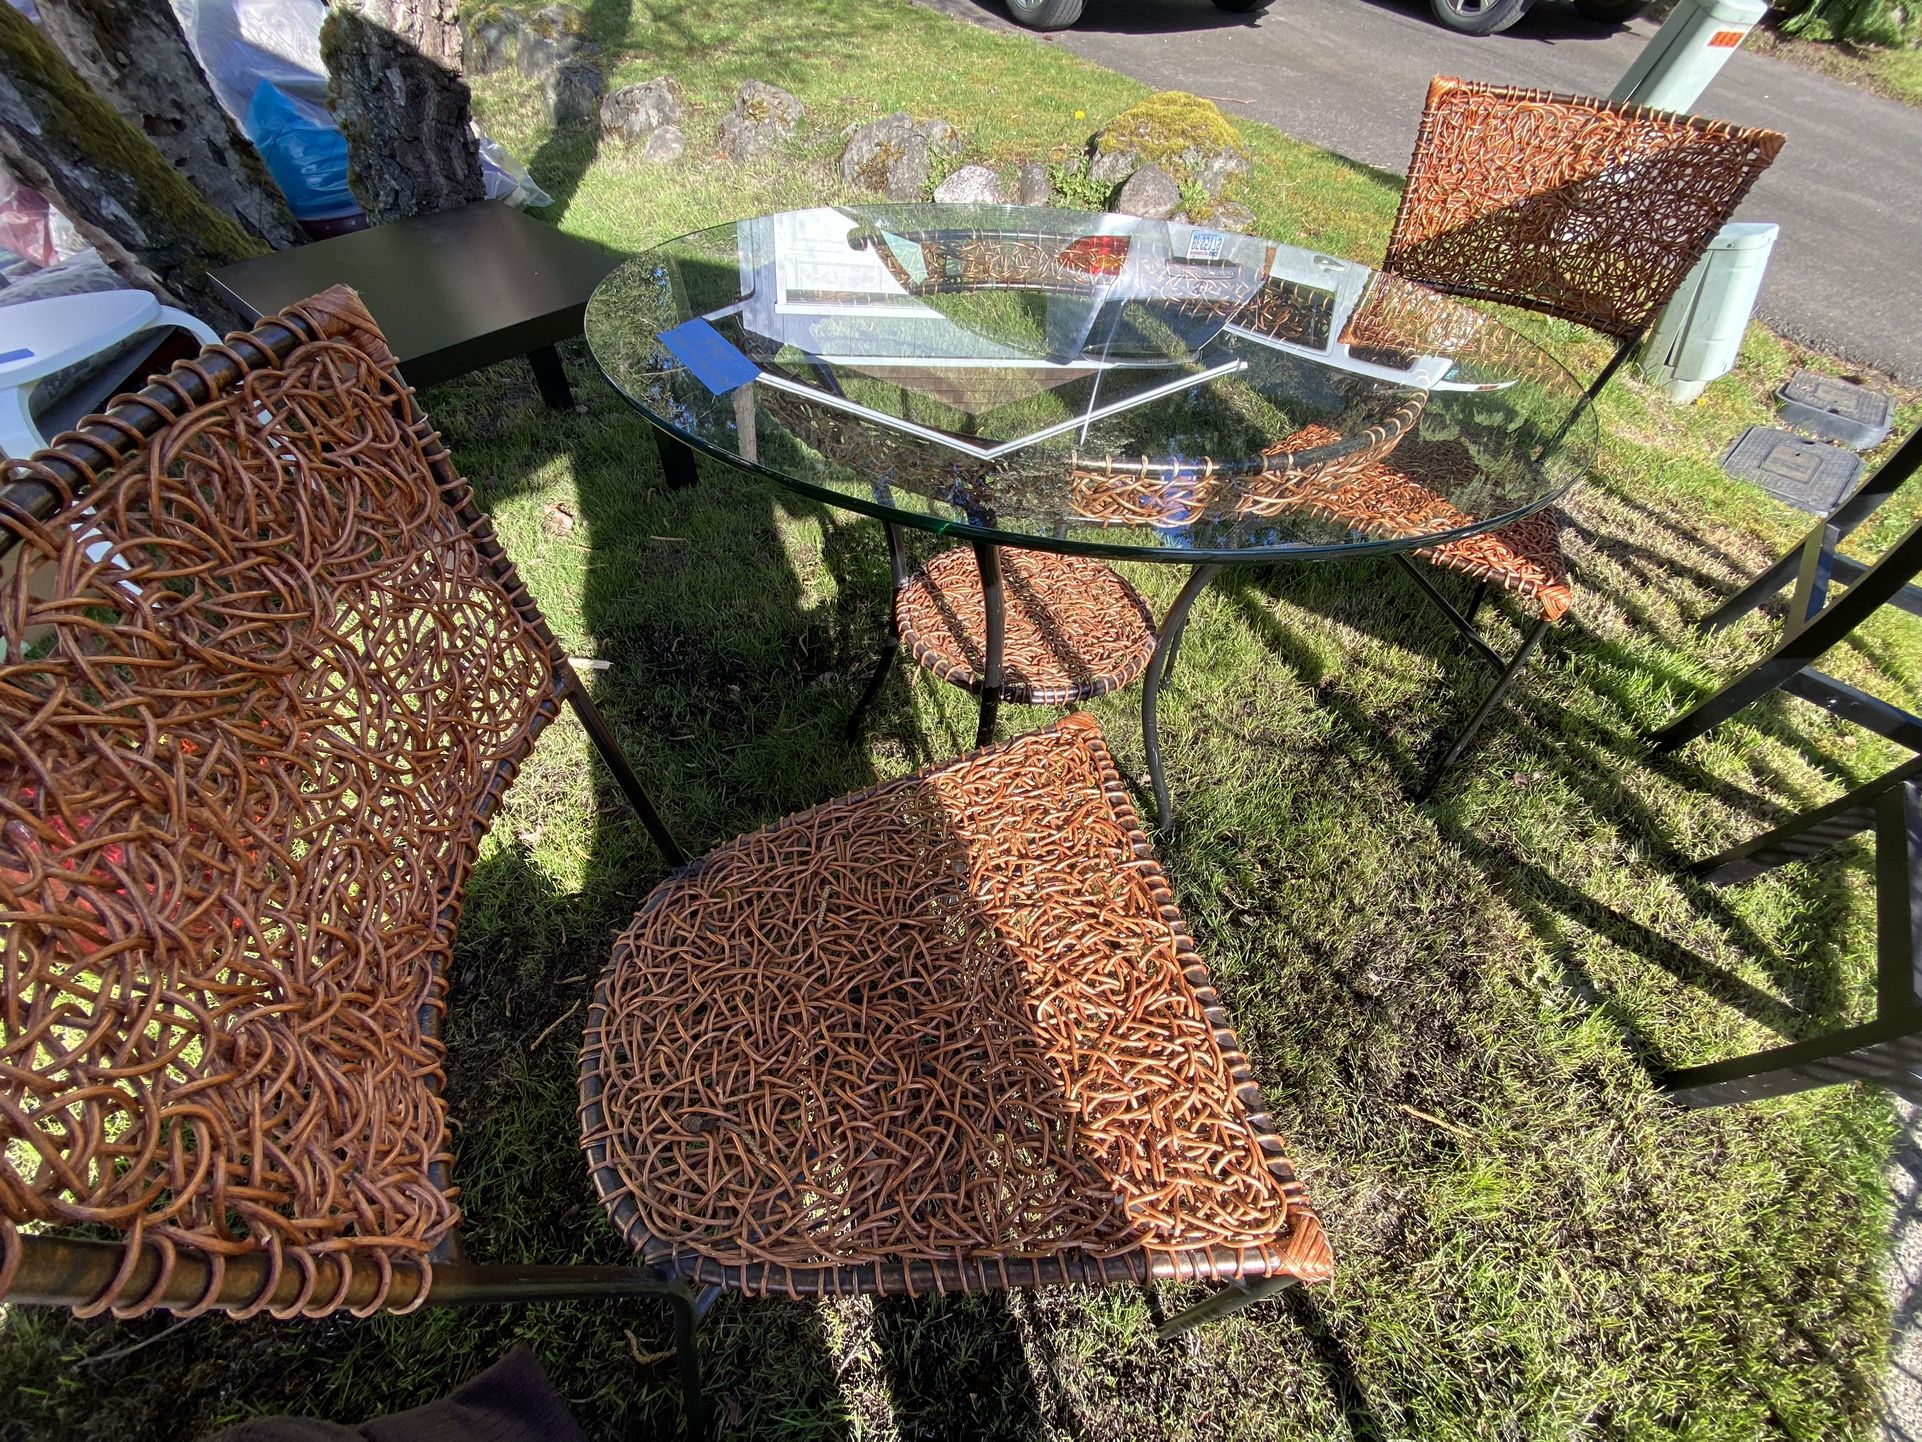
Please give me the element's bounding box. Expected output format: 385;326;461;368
319;1;483;224
373;0;463;70
0;4;263;320
35;0;305;251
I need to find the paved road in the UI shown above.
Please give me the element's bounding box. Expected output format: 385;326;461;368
916;0;1922;380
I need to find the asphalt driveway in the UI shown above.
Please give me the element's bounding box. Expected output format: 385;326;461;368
916;0;1922;380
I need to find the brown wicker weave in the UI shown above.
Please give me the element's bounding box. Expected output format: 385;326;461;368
1282;430;1574;622
0;286;568;1319
579;713;1332;1298
1356;76;1786;625
894;546;1157;704
1385;76;1785;340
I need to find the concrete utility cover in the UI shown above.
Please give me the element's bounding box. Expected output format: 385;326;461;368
1776;369;1895;451
1721;425;1863;513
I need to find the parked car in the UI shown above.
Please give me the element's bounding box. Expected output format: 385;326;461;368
1007;0;1271;28
1428;0;1651;33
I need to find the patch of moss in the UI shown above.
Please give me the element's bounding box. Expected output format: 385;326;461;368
526;4;586;40
0;3;262;263
1094;90;1249;169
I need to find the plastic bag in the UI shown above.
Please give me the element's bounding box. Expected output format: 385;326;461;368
476;130;554;210
244;80;356;220
173;0;552;211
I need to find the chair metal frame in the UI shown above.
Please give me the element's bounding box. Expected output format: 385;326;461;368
1649;426;1922;758
1375;76;1783;798
1;292;1312;1440
1658;755;1922;1107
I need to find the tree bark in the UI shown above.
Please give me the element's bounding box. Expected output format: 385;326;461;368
372;0;463;70
319;0;482;224
0;3;264;320
35;0;305;250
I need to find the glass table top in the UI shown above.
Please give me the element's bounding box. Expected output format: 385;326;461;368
584;205;1597;563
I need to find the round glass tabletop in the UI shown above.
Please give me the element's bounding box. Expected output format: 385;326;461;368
585;204;1597;564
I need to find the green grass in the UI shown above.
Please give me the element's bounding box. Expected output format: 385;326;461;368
6;1;1922;1437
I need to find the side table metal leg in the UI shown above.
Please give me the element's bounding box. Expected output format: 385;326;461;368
1143;564;1221;836
525;345;574;410
974;541;1004;749
655;428;699;490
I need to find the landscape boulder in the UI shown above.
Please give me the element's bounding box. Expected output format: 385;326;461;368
1015;161;1052;206
640;125;686;165
1205;199;1257;233
516;2;586;80
543;57;604;129
1088;91;1251;199
933;163;1006;204
840;111;962;201
1114;164;1181;219
719;80;804;163
463;4;518;75
601;75;683;144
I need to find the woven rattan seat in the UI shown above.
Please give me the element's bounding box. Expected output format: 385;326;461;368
895;546;1157;705
1281;429;1574;624
579;714;1332;1297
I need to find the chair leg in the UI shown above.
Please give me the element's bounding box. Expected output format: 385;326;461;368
1413;615;1551;802
845;634;899;740
1463;579;1489;629
1156;1274;1299;1340
669;1288;708;1442
1658;1023;1922;1109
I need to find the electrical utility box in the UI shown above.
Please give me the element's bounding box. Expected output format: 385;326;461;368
1641;222;1779;403
1611;0;1768;112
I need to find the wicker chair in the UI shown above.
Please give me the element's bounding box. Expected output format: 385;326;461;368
1359;75;1783;796
0;288;1331;1436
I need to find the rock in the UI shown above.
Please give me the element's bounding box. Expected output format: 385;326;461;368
933;163;1006;205
640;124;686;165
543;57;604;129
601;75;683;144
516;2;586;79
840;112;965;201
719;79;804;162
1089;91;1251;199
464;5;518;75
1015;162;1052;206
1115;164;1181;220
1206;199;1257;233
1088;146;1138;188
923;118;963;157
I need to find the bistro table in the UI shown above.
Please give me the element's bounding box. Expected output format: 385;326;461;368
584;204;1596;830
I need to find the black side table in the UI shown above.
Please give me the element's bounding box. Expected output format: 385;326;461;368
211;201;622;408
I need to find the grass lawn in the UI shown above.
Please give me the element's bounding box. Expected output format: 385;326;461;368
7;1;1922;1437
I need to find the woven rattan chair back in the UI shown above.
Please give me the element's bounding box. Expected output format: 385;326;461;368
1384;76;1784;343
0;286;675;1321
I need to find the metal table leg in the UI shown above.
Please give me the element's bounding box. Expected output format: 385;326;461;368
974;541;1004;749
1143;564;1221;835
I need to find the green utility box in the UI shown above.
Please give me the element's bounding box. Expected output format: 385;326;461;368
1641;222;1779;403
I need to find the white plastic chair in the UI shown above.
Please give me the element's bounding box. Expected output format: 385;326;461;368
0;289;219;457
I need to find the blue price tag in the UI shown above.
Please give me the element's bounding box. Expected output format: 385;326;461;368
658;319;759;395
0;348;33;364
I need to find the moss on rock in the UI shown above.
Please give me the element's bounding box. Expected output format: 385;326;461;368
1095;91;1248;169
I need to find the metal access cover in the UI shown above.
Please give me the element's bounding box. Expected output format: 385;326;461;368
1776;369;1894;451
1720;426;1863;514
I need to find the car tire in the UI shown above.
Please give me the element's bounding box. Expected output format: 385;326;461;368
1429;0;1530;32
1211;0;1274;10
1006;0;1086;28
1573;0;1651;20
